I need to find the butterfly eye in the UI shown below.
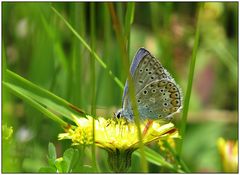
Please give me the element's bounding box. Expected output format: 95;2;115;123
115;112;121;119
117;113;120;118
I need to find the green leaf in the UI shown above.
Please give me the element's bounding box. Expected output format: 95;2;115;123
62;148;75;172
70;149;81;171
47;143;57;168
55;158;68;173
48;143;57;160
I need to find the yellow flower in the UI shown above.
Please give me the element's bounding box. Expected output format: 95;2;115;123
59;115;179;172
217;137;238;173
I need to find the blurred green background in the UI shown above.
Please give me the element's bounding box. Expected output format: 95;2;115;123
2;2;238;173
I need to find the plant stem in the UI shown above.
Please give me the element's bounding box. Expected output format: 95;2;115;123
108;3;148;172
177;3;203;154
90;2;98;172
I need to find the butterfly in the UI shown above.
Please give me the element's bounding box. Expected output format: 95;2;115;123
115;48;182;122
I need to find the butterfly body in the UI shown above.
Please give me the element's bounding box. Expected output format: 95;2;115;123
116;48;182;121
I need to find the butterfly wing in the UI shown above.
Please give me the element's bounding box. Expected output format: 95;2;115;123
121;48;149;119
121;48;182;120
122;48;149;103
136;79;182;120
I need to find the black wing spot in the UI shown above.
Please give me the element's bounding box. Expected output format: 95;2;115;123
143;90;148;95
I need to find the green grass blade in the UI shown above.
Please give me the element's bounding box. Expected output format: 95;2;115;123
177;3;203;154
2;40;7;80
4;70;87;121
108;3;148;172
51;6;124;90
124;3;148;172
40;14;68;71
116;3;124;33
3;82;68;127
124;2;135;56
70;3;85;107
90;2;98;172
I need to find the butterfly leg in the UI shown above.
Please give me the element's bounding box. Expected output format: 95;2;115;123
142;119;153;136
